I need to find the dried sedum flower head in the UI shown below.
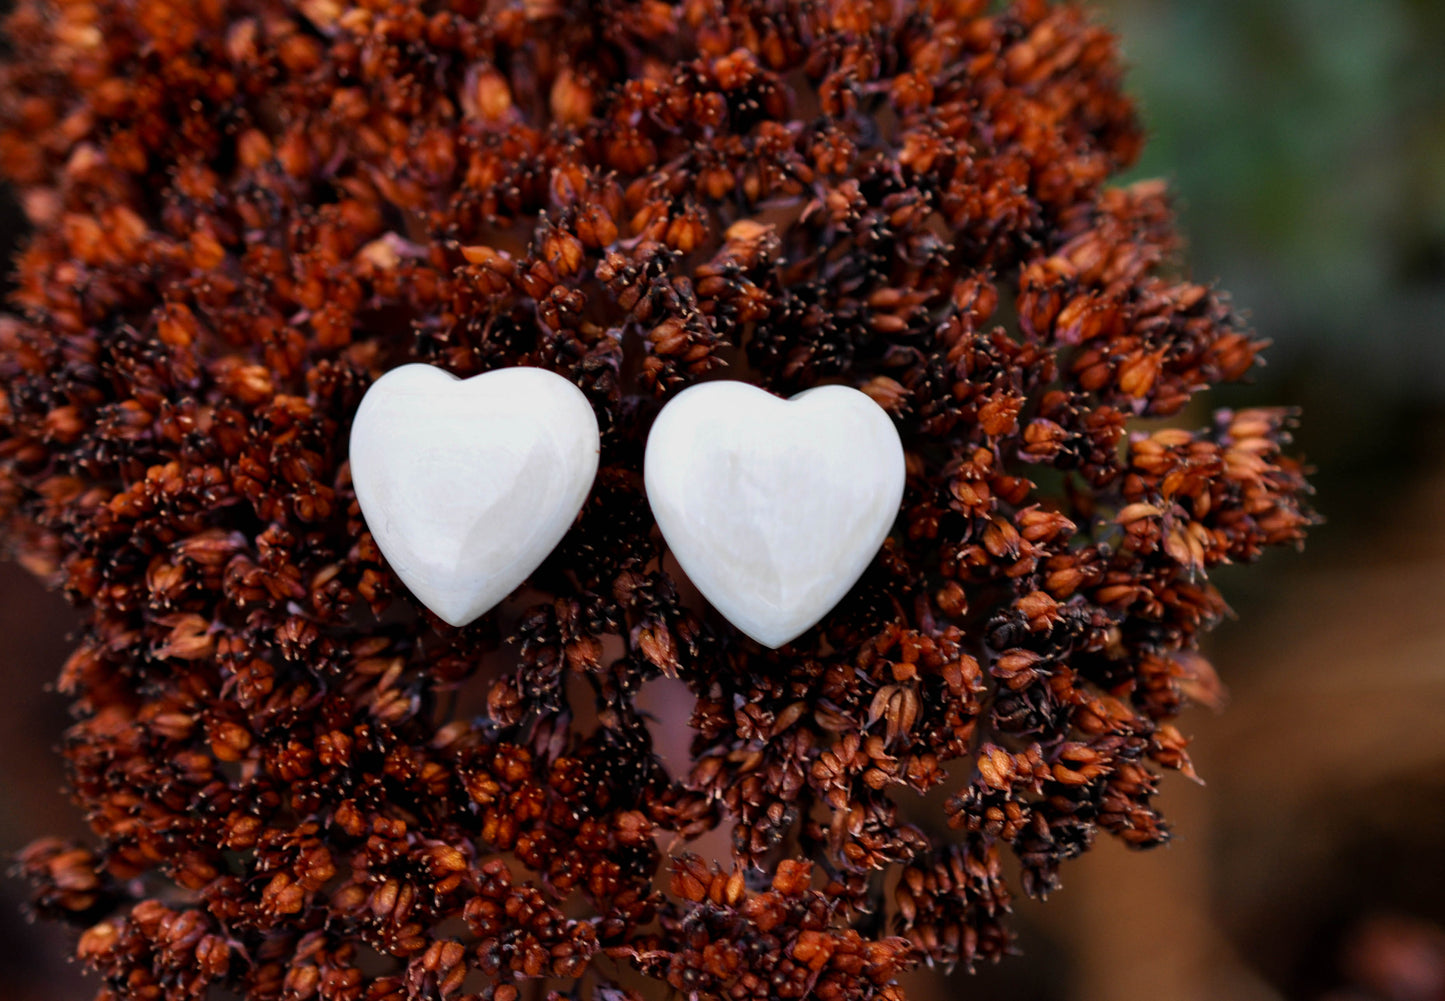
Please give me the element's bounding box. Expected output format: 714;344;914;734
0;1;1314;999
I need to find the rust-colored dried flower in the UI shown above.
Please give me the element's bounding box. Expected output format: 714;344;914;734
0;1;1314;999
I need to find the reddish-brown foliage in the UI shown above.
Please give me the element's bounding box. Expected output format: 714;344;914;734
0;1;1313;999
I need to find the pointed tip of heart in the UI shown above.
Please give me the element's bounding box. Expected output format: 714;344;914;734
726;608;815;649
405;579;486;628
746;627;805;650
432;603;481;629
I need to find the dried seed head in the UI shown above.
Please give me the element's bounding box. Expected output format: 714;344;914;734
0;0;1313;998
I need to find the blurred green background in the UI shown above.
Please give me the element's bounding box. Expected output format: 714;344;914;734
2;2;1443;999
1108;0;1445;508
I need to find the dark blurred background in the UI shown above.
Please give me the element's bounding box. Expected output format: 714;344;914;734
2;1;1443;998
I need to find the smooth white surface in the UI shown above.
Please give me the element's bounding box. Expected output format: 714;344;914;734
349;364;599;627
645;382;905;648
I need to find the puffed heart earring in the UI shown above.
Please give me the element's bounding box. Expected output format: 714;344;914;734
644;381;906;648
349;364;600;628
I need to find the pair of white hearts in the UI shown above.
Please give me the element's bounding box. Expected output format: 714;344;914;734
349;365;905;648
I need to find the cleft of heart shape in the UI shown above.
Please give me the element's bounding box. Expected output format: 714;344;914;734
645;382;906;648
349;364;599;627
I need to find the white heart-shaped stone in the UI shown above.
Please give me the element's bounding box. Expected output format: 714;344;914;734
349;364;599;627
644;382;905;648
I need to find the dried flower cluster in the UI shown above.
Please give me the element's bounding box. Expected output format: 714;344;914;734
0;1;1313;999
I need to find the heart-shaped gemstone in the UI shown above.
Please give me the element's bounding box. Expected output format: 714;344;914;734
644;382;905;648
349;364;599;627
